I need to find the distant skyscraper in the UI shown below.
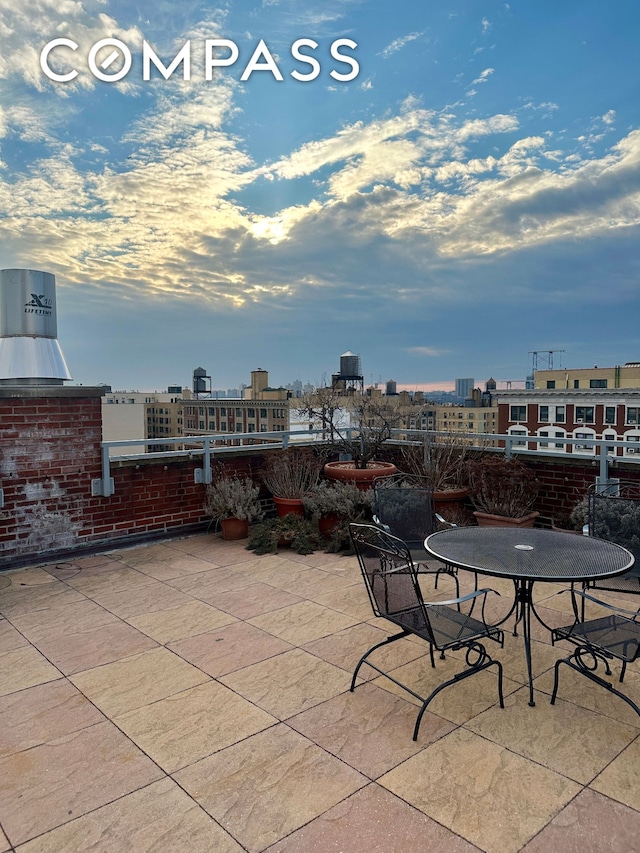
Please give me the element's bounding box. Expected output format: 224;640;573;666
455;378;474;399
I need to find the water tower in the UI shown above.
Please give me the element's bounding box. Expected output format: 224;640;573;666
192;367;211;397
331;351;363;393
0;269;72;385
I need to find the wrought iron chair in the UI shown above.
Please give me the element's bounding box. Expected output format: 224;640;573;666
372;472;461;596
349;523;504;741
582;481;640;598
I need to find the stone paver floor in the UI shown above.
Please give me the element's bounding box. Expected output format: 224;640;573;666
1;533;640;852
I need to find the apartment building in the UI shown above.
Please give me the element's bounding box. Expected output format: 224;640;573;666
498;388;640;457
102;388;188;455
534;362;640;390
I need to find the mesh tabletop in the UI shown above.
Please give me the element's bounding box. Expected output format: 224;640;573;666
425;527;634;582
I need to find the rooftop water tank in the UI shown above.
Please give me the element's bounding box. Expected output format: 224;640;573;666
0;269;72;385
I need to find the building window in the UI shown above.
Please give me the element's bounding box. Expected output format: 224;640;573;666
626;407;640;425
220;407;226;416
260;424;267;432
575;406;594;424
573;380;580;389
220;421;227;431
508;426;527;446
247;408;255;418
573;430;596;453
546;380;556;389
624;432;640;455
604;406;616;425
199;421;205;430
199;407;204;416
208;407;215;416
260;408;267;418
510;405;526;422
539;405;549;422
236;408;242;418
589;379;607;388
236;424;243;432
555;406;566;423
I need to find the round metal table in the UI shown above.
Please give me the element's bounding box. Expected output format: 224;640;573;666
425;526;634;706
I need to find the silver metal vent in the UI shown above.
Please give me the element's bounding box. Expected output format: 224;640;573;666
0;269;72;385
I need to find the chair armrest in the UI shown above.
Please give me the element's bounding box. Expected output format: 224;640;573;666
434;512;458;529
372;515;392;534
570;588;640;619
424;587;499;609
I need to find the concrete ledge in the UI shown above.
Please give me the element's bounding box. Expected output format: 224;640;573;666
0;385;105;399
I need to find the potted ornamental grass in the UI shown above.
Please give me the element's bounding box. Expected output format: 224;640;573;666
303;479;374;538
261;447;323;516
204;472;264;540
468;455;541;528
400;433;474;512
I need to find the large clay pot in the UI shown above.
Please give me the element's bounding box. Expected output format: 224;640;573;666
473;511;540;528
318;511;341;538
433;487;470;515
219;517;249;540
323;461;397;491
273;496;305;517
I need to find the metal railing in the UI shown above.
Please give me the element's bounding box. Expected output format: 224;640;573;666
93;427;640;497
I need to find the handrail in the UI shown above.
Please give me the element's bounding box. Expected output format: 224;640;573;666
93;427;640;497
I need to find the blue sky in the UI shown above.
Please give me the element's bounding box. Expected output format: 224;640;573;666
1;0;639;392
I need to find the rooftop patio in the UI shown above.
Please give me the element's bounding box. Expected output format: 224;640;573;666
1;533;640;853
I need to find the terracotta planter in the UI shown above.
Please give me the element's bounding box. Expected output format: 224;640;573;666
318;511;341;538
273;496;305;517
551;524;581;534
219;517;249;540
473;511;540;528
433;487;470;514
324;461;397;491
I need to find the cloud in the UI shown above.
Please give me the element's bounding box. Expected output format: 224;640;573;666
380;32;424;59
472;67;494;85
407;347;449;357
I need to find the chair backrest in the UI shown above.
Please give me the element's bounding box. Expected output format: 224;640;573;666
373;473;436;546
588;482;640;563
349;522;424;620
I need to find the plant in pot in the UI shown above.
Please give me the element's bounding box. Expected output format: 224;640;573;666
204;472;264;540
295;386;400;489
261;447;323;516
400;432;475;512
303;480;374;539
468;455;541;527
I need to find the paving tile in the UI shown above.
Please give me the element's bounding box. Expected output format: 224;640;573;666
8;598;120;643
0;679;105;759
263;783;482;853
520;787;640;853
0;617;29;652
168;566;254;596
125;599;237;644
86;580;194;619
114;680;276;772
175;724;366;853
220;647;350;719
248;600;358;645
0;721;163;847
591;735;640;811
302;621;426;675
64;565;156;597
169;621;292;677
468;691;638;784
0;645;61;696
0;582;86;618
33;621;158;676
0;826;8;853
310;585;376;621
288;681;455;777
379;728;581;853
210;582;304;619
4;566;58;586
129;554;220;581
15;777;244;853
70;646;209;716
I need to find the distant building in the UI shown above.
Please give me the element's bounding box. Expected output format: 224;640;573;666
455;378;475;400
534;362;640;390
102;388;189;455
498;388;640;457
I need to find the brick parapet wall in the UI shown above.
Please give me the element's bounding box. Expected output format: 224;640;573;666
1;388;639;569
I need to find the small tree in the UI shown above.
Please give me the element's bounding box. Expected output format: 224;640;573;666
296;386;410;469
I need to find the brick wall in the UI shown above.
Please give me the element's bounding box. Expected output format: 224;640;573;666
1;386;639;569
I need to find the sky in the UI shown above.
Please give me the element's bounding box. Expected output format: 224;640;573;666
1;0;639;393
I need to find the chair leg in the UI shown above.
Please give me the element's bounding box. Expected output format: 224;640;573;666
412;652;504;741
350;629;412;690
551;654;640;717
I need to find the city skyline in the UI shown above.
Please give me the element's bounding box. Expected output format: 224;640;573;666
1;1;639;391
